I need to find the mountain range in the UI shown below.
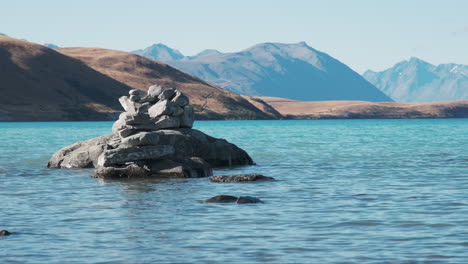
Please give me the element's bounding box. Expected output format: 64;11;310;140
133;43;184;61
363;58;468;102
133;42;393;102
1;35;466;121
44;43;60;49
0;36;278;121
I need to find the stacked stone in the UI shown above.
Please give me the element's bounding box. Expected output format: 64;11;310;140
93;85;213;179
48;84;255;179
112;85;194;139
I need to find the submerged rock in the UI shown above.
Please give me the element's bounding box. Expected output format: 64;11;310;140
209;174;274;182
236;196;264;204
149;157;213;179
93;163;151;179
204;195;264;204
204;195;239;203
0;230;11;236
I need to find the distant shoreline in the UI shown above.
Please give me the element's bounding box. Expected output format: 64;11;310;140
255;98;468;120
1;98;468;123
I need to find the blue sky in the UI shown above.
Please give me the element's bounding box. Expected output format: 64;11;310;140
1;0;467;73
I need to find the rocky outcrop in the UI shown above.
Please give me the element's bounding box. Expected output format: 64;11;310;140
209;174;274;182
48;86;254;179
134;42;393;102
48;134;119;168
204;195;264;204
0;230;11;236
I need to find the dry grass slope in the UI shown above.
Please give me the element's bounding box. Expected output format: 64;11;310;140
1;36;465;121
259;97;468;119
57;47;281;120
0;36;131;121
0;36;278;121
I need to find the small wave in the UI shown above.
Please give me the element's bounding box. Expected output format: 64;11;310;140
426;254;454;259
332;220;383;227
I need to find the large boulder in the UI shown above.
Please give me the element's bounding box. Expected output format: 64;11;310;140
92;157;213;179
47;134;120;168
48;128;254;170
97;145;175;167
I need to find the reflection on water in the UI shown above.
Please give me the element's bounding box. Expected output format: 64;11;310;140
0;119;467;263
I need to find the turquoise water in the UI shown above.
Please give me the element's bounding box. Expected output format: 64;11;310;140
1;119;467;263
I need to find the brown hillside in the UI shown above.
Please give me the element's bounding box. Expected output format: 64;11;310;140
2;35;464;121
0;36;132;121
57;47;281;120
0;36;278;121
259;97;468;119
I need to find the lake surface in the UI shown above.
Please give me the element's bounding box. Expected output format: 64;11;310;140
1;119;467;263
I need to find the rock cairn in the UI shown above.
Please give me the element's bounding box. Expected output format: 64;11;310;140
95;86;204;178
112;85;194;138
48;85;255;179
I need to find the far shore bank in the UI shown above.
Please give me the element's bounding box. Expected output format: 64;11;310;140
1;99;468;122
256;98;468;120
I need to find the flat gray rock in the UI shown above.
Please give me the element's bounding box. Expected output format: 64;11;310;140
204;195;264;204
93;163;151;179
112;116;126;134
204;195;239;203
209;174;274;182
47;134;120;168
147;85;164;97
121;132;161;147
118;96;138;114
97;145;175;167
154;115;180;129
236;196;263;204
119;112;151;126
48;129;254;169
148;100;173;118
150;157;212;178
117;127;141;138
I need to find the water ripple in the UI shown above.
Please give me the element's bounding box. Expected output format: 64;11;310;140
0;119;467;263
